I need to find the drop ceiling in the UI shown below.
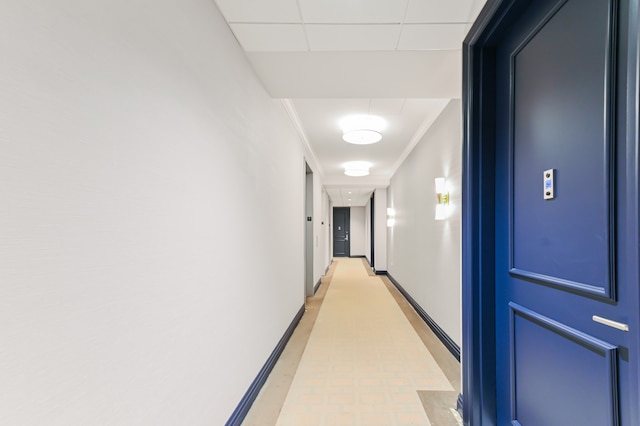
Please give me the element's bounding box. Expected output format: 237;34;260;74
214;0;487;206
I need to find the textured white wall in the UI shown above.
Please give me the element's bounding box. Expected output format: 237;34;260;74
317;186;332;277
374;188;388;272
349;207;367;257
0;1;314;424
387;100;462;346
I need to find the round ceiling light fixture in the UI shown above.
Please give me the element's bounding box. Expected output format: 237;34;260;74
339;115;386;145
343;129;382;144
343;161;372;177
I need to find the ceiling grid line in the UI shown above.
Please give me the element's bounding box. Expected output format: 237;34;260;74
395;0;412;50
294;0;311;51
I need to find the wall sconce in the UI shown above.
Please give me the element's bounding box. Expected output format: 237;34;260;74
387;208;395;227
435;177;450;221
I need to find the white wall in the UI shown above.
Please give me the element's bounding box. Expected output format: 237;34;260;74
387;100;462;346
0;1;318;424
316;186;332;278
349;207;367;257
374;188;388;272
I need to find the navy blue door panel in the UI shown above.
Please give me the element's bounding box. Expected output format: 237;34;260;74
509;0;616;296
510;304;619;426
493;0;637;425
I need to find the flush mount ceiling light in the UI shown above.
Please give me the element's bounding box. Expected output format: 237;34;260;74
343;129;382;144
343;161;371;177
339;115;386;145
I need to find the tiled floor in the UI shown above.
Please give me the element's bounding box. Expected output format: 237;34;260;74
243;258;462;426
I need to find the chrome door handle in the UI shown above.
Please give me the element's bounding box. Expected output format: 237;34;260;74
345;234;349;241
592;315;629;332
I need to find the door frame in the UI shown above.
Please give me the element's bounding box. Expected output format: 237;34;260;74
370;193;375;268
304;161;314;298
461;0;640;424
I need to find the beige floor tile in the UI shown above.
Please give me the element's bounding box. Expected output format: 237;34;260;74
243;258;462;426
273;258;453;425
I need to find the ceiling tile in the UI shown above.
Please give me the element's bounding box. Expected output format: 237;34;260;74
299;0;410;24
326;188;374;206
404;0;478;23
229;24;308;52
214;0;301;23
306;24;401;51
397;23;468;50
369;99;408;116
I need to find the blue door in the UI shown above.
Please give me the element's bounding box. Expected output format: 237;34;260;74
490;0;640;424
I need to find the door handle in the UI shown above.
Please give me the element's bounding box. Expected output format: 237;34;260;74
592;315;629;332
345;234;349;241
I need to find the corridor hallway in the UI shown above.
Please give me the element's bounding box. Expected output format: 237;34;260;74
243;258;462;426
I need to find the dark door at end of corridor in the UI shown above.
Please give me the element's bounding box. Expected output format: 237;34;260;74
333;207;350;257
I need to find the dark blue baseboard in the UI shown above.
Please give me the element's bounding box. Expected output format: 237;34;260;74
313;278;321;294
385;273;461;361
225;305;305;426
349;255;367;258
375;270;387;275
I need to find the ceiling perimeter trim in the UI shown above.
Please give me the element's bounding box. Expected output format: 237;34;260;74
281;98;325;177
388;98;452;178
